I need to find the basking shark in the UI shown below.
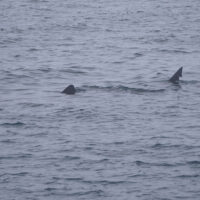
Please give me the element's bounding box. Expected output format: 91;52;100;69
62;84;76;95
169;67;183;83
62;67;183;95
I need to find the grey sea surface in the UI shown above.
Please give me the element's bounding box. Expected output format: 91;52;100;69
1;0;200;199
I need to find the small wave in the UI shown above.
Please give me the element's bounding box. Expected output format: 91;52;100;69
135;160;148;166
29;103;44;107
17;153;33;159
154;162;177;167
151;143;181;149
175;174;200;178
135;160;180;167
1;122;25;127
87;158;109;164
84;146;93;150
1;72;31;79
154;38;169;43
83;179;127;185
113;141;125;145
181;80;200;85
0;154;32;160
187;161;200;165
28;48;40;52
45;187;57;192
151;143;163;149
0;156;14;160
11;172;29;176
134;52;143;57
19;102;44;107
14;54;21;58
125;53;144;60
38;68;52;73
159;49;191;54
101;180;127;185
2;38;22;45
0;139;15;144
58;43;74;47
111;61;125;64
128;174;146;178
65;177;83;181
60;69;86;74
68;190;104;197
63;155;81;161
137;10;144;13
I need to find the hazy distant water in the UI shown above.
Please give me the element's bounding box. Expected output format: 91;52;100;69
1;0;200;199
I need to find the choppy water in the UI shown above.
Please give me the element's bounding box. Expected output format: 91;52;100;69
1;0;200;199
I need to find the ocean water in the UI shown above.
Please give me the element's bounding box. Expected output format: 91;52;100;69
1;0;200;199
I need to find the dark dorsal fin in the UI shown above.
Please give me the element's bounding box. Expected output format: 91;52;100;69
169;67;183;83
62;85;76;95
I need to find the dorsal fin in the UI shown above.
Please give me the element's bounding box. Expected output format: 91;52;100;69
62;85;76;95
169;67;183;83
